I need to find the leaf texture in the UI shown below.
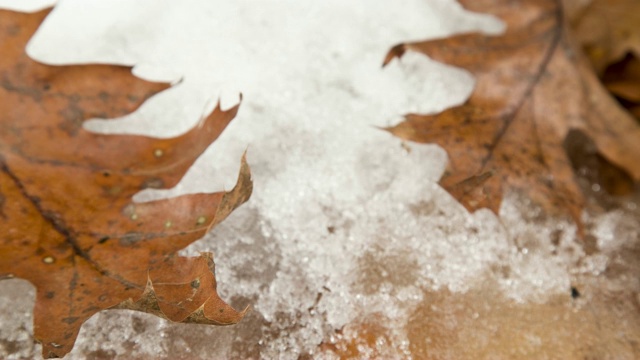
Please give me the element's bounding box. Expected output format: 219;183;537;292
0;9;252;358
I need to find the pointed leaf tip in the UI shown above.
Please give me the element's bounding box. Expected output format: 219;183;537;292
382;43;408;67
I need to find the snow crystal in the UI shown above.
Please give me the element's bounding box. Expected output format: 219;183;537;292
1;0;639;359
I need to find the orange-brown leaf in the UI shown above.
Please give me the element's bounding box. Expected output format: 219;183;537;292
568;0;640;74
601;54;640;120
384;0;640;235
0;9;252;358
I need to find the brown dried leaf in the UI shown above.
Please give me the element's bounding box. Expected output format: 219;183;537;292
569;0;640;123
600;53;640;123
0;9;252;358
384;0;640;235
568;0;640;74
604;55;640;103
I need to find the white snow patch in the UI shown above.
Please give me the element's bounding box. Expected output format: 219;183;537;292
0;0;55;12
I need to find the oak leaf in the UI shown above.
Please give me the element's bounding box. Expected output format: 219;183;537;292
0;9;252;358
568;0;640;121
384;0;640;234
568;0;640;74
602;54;640;120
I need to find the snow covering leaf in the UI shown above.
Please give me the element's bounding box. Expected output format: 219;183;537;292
0;9;251;358
384;0;640;235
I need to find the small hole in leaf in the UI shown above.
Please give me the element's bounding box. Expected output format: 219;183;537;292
191;279;200;289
